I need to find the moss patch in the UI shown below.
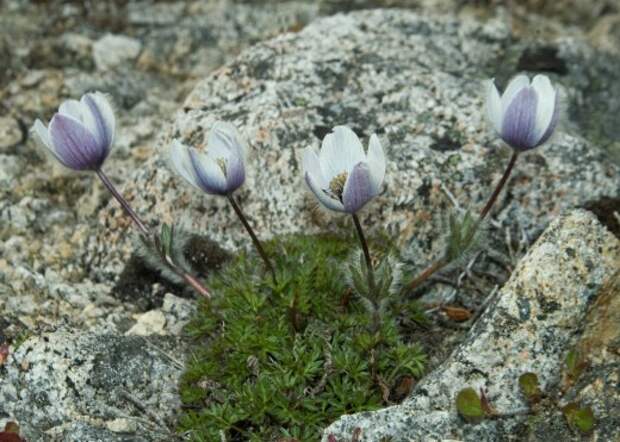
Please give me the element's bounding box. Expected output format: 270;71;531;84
179;233;426;441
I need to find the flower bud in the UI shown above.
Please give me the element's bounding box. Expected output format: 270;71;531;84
32;92;115;171
485;74;559;151
169;121;246;196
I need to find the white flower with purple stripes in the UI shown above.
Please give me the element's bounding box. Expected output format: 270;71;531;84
303;126;385;214
485;74;559;151
32;92;115;171
170;121;246;196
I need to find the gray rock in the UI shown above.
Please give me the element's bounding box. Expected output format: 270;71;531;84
0;332;185;442
0;154;23;184
92;8;619;281
323;209;620;441
92;34;142;71
0;117;22;151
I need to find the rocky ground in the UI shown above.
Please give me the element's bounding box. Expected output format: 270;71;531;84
0;0;619;441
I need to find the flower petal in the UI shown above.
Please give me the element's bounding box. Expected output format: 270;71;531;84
49;114;106;170
536;92;560;146
501;74;530;113
342;161;373;214
531;74;557;145
484;79;502;133
188;148;228;195
208;121;243;160
81;92;115;152
207;122;246;192
366;134;385;196
225;152;245;193
500;87;539;151
302;148;327;188
170;139;200;188
59;99;86;122
32;119;53;151
305;171;344;212
319;126;365;181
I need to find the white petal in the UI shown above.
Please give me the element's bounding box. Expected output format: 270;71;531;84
319;126;365;181
501;74;530;113
305;171;344;212
302;148;327;188
366;134;385;196
531;75;557;144
208;121;243;161
59;99;86;123
170;139;199;188
32;119;53;151
81;92;116;149
484;79;502;133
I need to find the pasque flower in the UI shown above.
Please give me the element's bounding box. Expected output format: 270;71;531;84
485;74;559;151
303;126;385;214
32;92;115;171
31;92;212;299
170;121;277;283
170;122;245;196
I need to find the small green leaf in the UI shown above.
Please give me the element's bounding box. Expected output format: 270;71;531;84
573;407;595;433
563;403;595;434
518;372;541;403
160;223;174;257
565;350;586;381
456;387;485;424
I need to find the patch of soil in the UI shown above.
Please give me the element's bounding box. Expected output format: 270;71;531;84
111;234;231;311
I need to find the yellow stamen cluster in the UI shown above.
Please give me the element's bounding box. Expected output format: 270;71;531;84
216;158;227;177
329;171;348;201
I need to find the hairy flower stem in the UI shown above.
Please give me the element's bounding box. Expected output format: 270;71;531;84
352;214;380;326
409;257;448;292
408;151;520;292
479;151;519;221
227;195;277;285
97;169;149;236
96;169;211;299
352;214;382;392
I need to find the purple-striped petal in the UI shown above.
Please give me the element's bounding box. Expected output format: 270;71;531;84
188;148;228;195
305;172;344;212
500;87;539;151
81;92;115;153
342;162;373;214
225;153;245;193
49;114;106;170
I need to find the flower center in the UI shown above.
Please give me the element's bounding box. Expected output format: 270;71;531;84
328;171;348;201
216;158;227;177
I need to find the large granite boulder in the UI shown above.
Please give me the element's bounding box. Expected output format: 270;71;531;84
324;209;620;440
0;332;186;442
91;8;619;281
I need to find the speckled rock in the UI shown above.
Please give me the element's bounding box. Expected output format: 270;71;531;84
0;332;185;442
0;117;22;152
323;209;620;441
92;8;619;284
0;0;323;339
92;34;142;71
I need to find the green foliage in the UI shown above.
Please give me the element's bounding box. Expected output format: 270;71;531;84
445;210;480;263
518;372;542;404
456;387;485;424
562;403;595;434
564;349;587;382
159;223;174;258
179;234;426;441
